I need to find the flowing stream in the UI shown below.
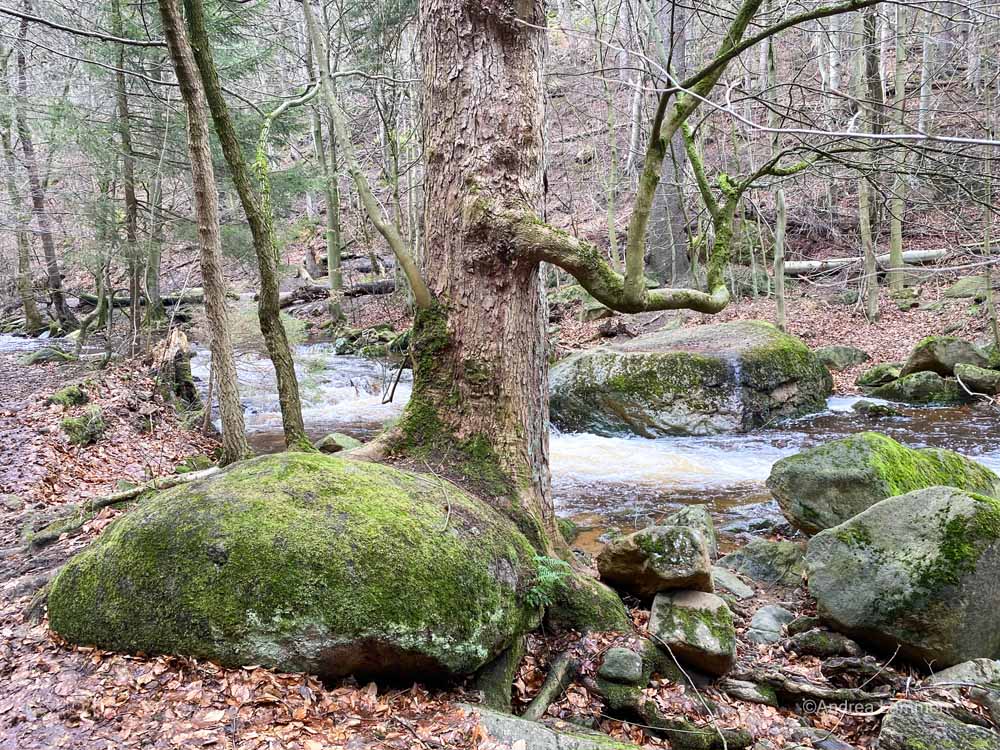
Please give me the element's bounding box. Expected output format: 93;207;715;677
190;342;1000;550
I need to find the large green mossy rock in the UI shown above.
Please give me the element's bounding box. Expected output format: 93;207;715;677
48;453;539;681
955;363;1000;395
549;321;832;437
877;700;1000;749
768;432;1000;535
806;487;1000;667
871;370;967;404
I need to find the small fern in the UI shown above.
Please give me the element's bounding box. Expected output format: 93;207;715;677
525;555;572;609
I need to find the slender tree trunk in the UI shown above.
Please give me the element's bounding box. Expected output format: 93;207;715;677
1;123;44;333
184;0;309;449
13;8;75;329
157;0;249;465
887;4;907;293
145;62;168;323
774;188;786;330
985;89;999;349
856;9;880;321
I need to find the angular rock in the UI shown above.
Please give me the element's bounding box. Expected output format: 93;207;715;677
928;659;1000;690
945;275;991;300
956;363;1000;396
48;453;539;681
856;362;902;388
806;487;1000;667
747;605;795;645
877;700;1000;750
786;615;822;637
768;432;1000;535
717;539;805;587
719;678;779;707
599;648;645;685
814;345;869;371
546;574;631;634
900;335;989;377
549;320;832;437
871;371;967;404
314;432;362;453
851;399;902;418
466;705;643;750
664;505;718;559
597;525;712;600
649;591;736;676
786;629;863;658
712;567;755;600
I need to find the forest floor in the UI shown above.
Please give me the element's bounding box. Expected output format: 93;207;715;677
0;268;994;749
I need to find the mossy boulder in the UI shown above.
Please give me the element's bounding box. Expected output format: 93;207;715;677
648;591;736;676
944;275;991;301
856;362;902;388
927;658;1000;691
871;371;968;404
900;335;989;377
785;628;862;658
47;453;540;681
597;525;713;600
313;432;362;453
877;700;1000;750
806;487;1000;667
768;432;1000;535
814;345;869;371
955;363;1000;395
549;321;832;437
60;406;106;446
47;385;88;407
663;505;718;559
545;574;631;633
851;399;902;418
21;347;77;365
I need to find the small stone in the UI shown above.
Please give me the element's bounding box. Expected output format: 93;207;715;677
597;525;713;600
598;647;645;685
850;399;901;418
712;567;754;600
719;678;779;707
0;494;24;511
786;628;862;658
649;590;736;676
786;615;821;637
746;605;795;645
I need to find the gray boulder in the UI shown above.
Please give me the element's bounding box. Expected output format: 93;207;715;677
48;453;539;681
768;432;1000;535
649;591;736;676
712;567;755;600
945;275;991;300
597;525;713;600
877;700;1000;750
806;486;1000;667
900;335;989;377
598;647;645;685
856;362;902;388
928;659;1000;690
718;539;805;587
549;320;832;437
814;345;870;371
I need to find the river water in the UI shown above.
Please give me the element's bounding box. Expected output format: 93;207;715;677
187;343;1000;546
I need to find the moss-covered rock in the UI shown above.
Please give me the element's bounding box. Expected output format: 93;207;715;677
663;505;718;559
901;335;989;377
20;347;77;365
877;700;1000;750
597;525;713;600
545;573;631;633
851;399;902;418
648;590;736;676
313;432;362;453
60;406;105;446
944;275;991;301
472;637;525;711
48;453;540;681
549;321;832;437
814;345;870;371
768;432;1000;535
785;628;862;658
955;363;1000;396
856;362;902;388
47;385;88;407
871;371;968;404
598;647;645;685
806;486;1000;667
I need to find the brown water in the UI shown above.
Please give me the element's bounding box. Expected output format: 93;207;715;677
190;343;1000;548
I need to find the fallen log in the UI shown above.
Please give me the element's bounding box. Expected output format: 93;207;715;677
345;279;395;297
274;284;330;309
784;249;947;275
521;652;577;722
78;288;205;308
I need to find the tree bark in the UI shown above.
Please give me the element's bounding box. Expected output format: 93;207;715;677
13;5;75;329
184;0;309;449
157;0;249;465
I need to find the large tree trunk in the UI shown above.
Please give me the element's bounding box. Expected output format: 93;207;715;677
397;0;553;548
158;0;249;465
1;120;44;334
